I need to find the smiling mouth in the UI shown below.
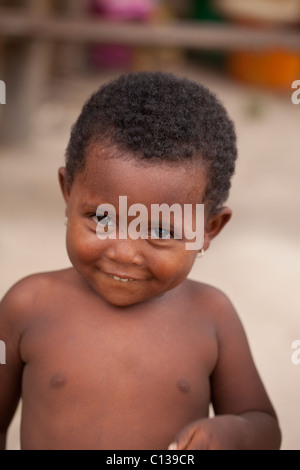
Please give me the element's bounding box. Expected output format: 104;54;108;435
110;274;135;283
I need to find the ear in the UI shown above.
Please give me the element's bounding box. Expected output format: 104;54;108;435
58;167;71;204
203;206;232;251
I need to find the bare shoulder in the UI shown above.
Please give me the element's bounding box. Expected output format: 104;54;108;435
0;268;75;330
185;278;237;314
184;278;243;332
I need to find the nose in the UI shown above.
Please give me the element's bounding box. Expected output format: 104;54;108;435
104;238;144;266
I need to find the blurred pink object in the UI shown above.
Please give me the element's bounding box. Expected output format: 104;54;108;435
89;0;158;68
90;0;157;21
90;44;133;68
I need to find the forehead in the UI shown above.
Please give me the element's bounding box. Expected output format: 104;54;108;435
73;144;207;205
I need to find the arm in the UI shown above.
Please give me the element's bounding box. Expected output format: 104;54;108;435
0;284;25;450
169;290;281;450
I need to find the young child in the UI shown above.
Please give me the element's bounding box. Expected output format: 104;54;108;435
0;72;281;450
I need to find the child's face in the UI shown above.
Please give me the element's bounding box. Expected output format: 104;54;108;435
59;144;230;307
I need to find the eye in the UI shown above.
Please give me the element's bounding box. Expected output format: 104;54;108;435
91;212;114;227
150;226;173;239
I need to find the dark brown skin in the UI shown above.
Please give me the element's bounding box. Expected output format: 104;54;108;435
0;145;281;450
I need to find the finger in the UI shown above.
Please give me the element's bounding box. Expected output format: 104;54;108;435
168;423;197;450
168;442;178;451
184;433;210;450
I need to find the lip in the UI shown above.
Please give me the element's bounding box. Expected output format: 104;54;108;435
104;271;146;282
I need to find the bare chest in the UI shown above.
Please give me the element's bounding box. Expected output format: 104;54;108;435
20;303;217;449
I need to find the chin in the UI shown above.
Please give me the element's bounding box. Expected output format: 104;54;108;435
102;289;159;308
92;287;146;308
105;297;144;308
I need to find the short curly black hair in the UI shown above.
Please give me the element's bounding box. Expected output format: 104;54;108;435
66;71;237;215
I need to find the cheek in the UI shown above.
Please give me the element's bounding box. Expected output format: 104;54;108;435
66;226;104;264
151;248;196;280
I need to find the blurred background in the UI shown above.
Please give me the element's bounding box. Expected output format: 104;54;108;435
0;0;300;450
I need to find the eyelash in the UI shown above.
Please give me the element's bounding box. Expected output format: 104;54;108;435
150;227;174;239
90;214;174;239
91;212;112;224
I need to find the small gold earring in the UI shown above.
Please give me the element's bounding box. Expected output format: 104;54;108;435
64;217;68;226
197;248;205;258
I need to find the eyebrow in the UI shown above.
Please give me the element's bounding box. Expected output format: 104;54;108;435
81;202;99;211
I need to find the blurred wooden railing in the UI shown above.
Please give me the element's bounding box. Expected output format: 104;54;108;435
0;5;299;143
0;8;300;49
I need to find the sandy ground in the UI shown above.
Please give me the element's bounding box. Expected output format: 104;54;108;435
0;65;299;450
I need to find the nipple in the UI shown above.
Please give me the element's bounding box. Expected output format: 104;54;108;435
176;378;191;394
50;372;67;388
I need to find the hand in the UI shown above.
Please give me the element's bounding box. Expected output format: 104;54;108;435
168;415;247;450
